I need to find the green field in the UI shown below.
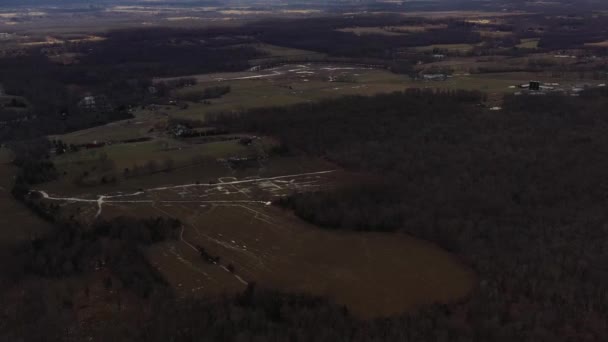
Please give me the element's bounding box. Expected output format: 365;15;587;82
516;38;540;49
336;26;408;36
251;43;327;60
413;43;480;53
161;65;414;120
38;154;475;318
53;138;252;173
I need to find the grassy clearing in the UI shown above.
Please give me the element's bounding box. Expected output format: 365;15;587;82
585;40;608;48
517;38;540;49
413;43;479;53
476;29;513;38
153;204;474;318
401;11;529;19
103;139;242;162
40;158;474;318
51;65;604;195
387;24;448;33
50;113;163;145
251;43;327;59
65;64;590;130
163;67;413;120
336;27;407;36
54;138;251;172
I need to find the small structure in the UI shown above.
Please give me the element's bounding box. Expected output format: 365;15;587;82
170;124;189;138
79;96;96;109
78;95;112;112
529;81;541;91
571;86;585;93
422;74;448;81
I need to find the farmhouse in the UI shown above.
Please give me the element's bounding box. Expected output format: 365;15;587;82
529;81;541;91
78;95;111;112
422;74;447;81
79;96;96;109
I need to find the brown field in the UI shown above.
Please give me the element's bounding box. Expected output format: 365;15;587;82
517;38;540;49
337;27;408;36
412;43;480;53
337;23;449;36
42;62;567;320
154;63;413;120
476;29;513;38
36;164;475;318
585;40;608;47
399;11;530;19
388;24;448;33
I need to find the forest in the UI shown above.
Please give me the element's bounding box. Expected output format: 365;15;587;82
248;17;482;59
0;28;263;142
7;87;608;341
3;11;608;341
209;89;608;341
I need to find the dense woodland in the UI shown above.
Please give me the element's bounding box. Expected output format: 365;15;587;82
3;15;608;341
1;15;606;142
249;17;482;59
9;91;608;341
0;28;263;142
210;89;608;341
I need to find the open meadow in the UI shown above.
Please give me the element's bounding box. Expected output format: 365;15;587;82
36;157;474;318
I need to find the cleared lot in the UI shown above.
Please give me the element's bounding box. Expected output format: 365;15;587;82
37;168;474;318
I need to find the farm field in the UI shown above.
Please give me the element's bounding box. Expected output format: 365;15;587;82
47;134;260;197
154;63;414;120
39;69;480;316
55;138;250;169
36;163;475;318
517;38;540;49
336;26;407;36
50;63;608;154
251;43;328;61
413;43;481;53
153;63;598;121
38;58;606;318
49;111;166;145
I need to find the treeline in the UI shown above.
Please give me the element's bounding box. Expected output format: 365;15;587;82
73;28;264;80
0;215;174;342
0;27;264;142
9;138;57;189
177;86;231;102
276;183;404;232
137;285;456;342
248;16;481;59
12;216;179;292
211;89;608;341
0;53;133;142
209;88;486;160
1;279;471;342
538;15;608;49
